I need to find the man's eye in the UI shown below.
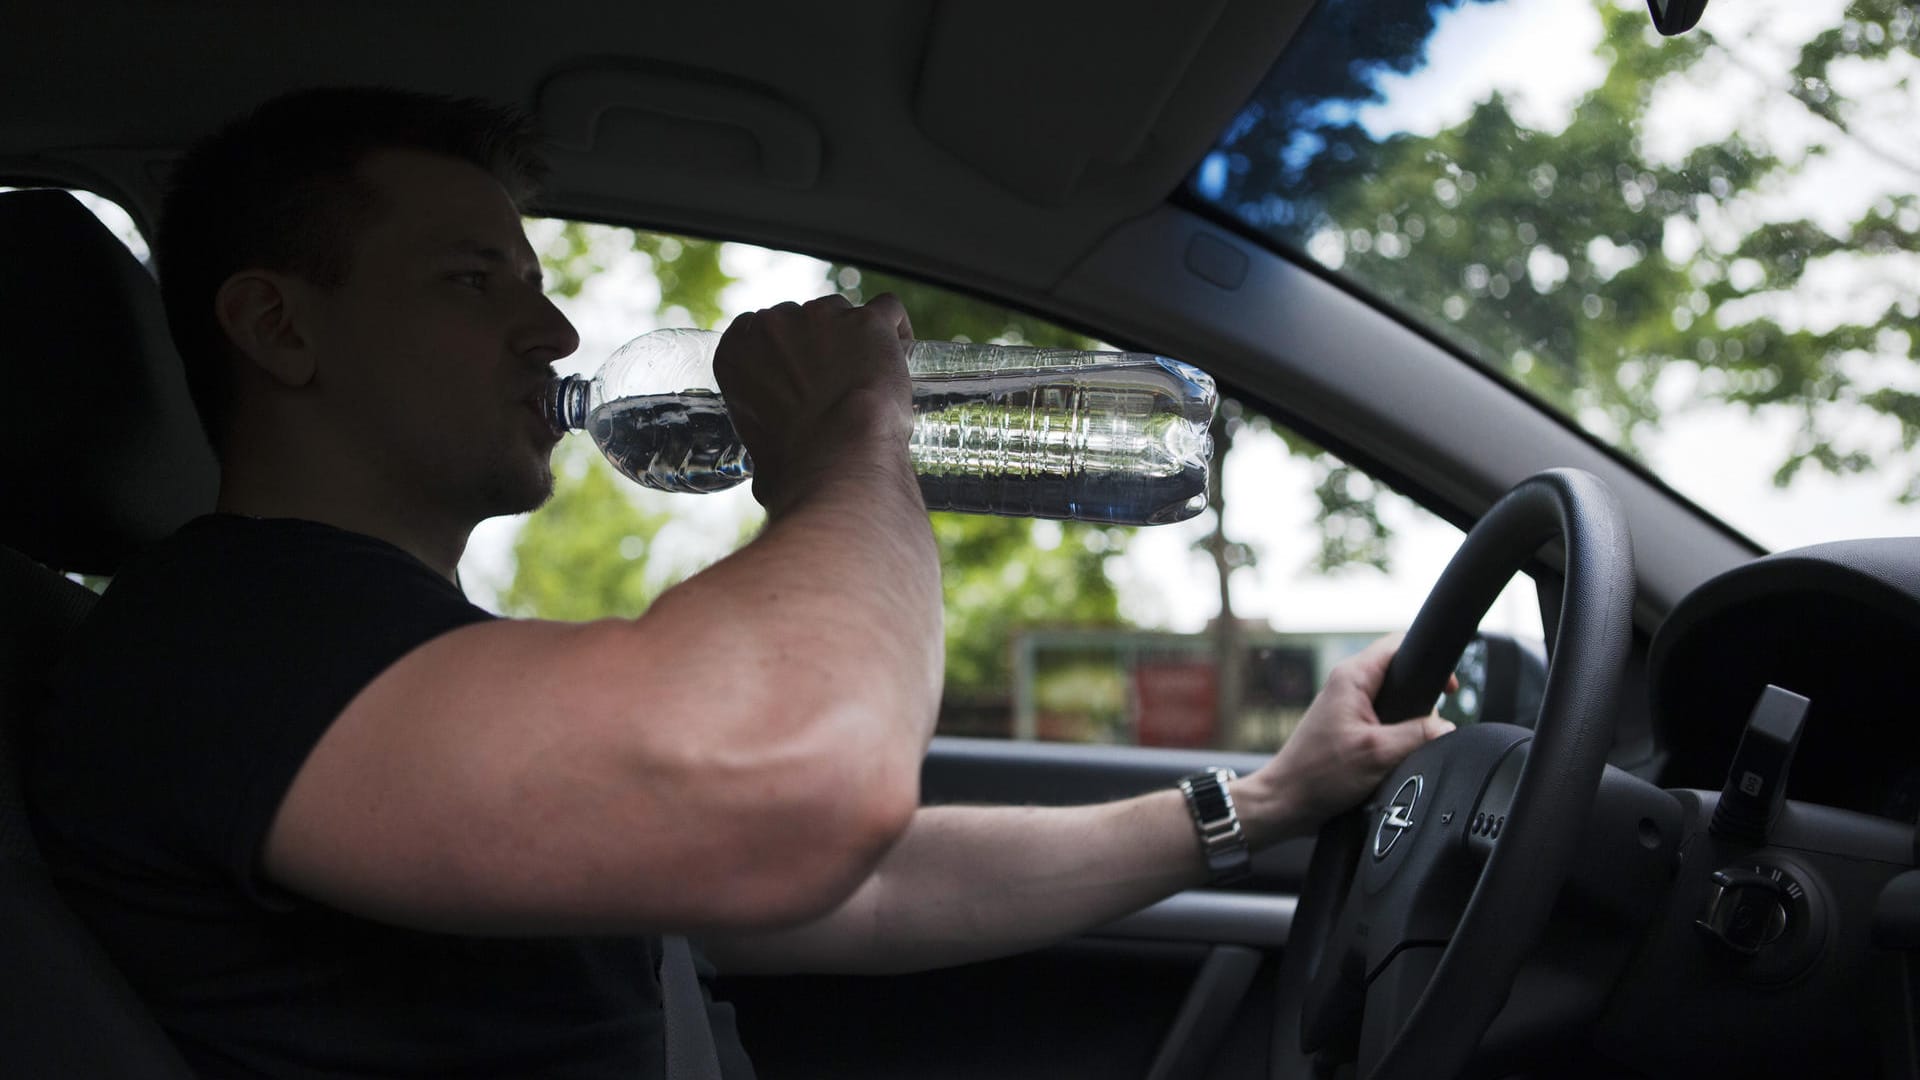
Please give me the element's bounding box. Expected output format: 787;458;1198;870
450;270;488;289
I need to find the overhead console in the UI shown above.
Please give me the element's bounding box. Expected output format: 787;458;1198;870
911;0;1310;207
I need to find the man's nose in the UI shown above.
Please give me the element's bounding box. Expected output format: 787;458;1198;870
516;289;581;363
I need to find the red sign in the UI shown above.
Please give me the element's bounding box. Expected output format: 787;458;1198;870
1133;659;1217;748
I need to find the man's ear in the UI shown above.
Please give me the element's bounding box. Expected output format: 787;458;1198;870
214;271;317;388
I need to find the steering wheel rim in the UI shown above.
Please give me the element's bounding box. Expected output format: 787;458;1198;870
1270;468;1635;1080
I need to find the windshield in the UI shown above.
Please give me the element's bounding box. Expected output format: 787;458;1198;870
1187;0;1920;550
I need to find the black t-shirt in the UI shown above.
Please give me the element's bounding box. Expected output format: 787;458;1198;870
28;515;754;1078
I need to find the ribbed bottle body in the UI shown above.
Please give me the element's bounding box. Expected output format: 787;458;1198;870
555;329;1216;525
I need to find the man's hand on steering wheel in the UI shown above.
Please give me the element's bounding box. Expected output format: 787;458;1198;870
1238;634;1457;848
1269;469;1634;1080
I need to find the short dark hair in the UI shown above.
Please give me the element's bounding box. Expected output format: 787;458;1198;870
156;86;546;459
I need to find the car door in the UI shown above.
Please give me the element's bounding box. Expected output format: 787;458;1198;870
712;626;1542;1080
716;737;1301;1080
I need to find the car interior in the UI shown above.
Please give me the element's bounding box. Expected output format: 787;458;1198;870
3;1;1917;1077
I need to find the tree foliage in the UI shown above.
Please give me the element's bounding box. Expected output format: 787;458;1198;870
1200;0;1920;518
500;441;707;620
934;515;1128;692
537;221;735;327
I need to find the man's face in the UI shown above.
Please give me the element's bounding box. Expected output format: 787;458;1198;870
299;148;579;522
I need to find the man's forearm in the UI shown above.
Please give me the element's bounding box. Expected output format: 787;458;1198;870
702;780;1286;976
697;634;1452;970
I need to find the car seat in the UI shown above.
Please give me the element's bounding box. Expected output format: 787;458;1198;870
0;188;215;1077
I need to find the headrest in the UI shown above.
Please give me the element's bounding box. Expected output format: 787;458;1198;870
0;190;217;575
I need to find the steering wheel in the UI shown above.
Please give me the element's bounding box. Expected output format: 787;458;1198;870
1270;468;1635;1080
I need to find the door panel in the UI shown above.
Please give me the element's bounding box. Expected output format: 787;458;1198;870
715;737;1306;1079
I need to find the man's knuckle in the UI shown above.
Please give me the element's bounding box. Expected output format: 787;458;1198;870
1352;727;1394;767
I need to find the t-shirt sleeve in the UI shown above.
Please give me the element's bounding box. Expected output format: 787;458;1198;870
60;518;496;910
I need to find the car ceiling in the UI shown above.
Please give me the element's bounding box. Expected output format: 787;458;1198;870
6;1;1312;298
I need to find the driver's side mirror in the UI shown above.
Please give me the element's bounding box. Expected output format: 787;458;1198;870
1440;632;1547;728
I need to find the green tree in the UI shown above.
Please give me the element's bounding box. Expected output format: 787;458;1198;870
500;441;689;620
935;514;1129;694
537;221;734;327
1201;0;1920;537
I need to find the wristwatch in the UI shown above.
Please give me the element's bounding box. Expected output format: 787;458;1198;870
1177;767;1251;884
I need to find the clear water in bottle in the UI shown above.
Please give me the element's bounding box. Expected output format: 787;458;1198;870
587;391;747;495
906;363;1211;525
585;360;1213;525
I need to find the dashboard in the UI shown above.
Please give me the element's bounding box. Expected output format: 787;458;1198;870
1648;538;1920;824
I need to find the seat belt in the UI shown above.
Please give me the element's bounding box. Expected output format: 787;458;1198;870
658;935;723;1080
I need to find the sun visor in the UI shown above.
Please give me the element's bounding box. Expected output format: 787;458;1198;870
911;0;1313;206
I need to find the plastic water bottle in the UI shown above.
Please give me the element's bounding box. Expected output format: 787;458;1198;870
544;329;1217;526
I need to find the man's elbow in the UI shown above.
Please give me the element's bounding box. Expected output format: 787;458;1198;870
718;758;918;930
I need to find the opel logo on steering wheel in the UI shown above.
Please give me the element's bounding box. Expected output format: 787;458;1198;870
1373;774;1424;860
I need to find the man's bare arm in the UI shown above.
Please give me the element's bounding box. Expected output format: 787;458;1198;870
701;635;1453;975
265;296;945;937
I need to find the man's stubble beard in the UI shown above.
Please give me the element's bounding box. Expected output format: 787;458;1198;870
477;448;557;520
406;412;560;530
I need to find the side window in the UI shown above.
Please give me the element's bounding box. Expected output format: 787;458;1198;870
1004;432;1543;752
470;220;1544;753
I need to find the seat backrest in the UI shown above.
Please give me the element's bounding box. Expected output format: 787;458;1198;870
0;188;217;574
0;548;200;1079
0;189;213;1078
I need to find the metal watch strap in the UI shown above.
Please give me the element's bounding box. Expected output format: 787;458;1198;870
1178;767;1251;884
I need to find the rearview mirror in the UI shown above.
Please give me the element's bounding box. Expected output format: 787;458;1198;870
1647;0;1709;36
